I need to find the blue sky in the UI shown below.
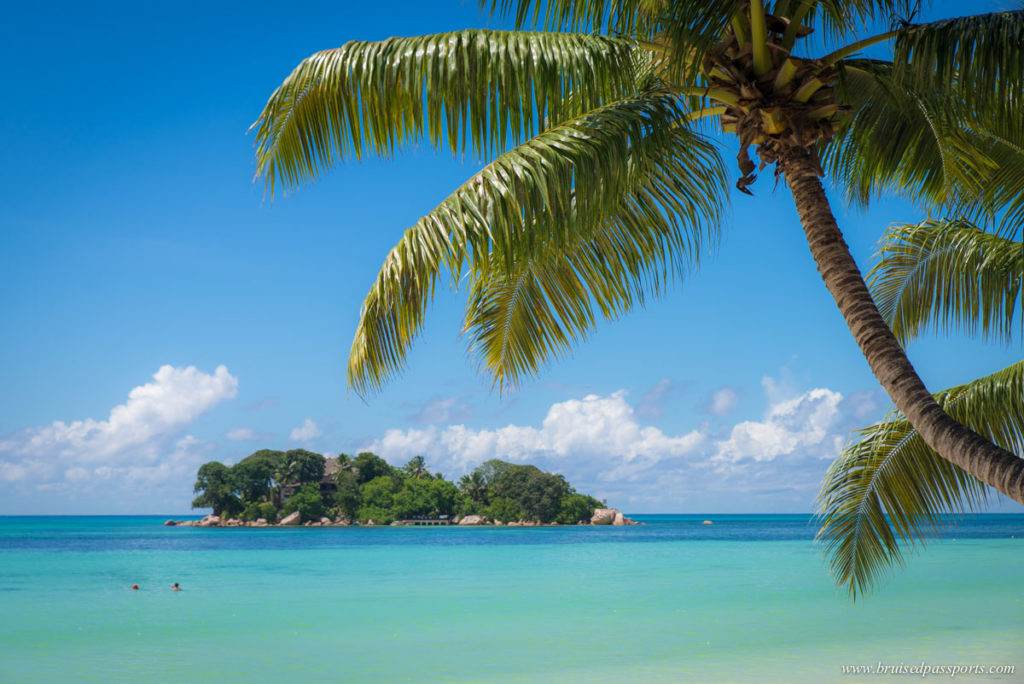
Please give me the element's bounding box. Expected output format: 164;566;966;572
1;1;1019;514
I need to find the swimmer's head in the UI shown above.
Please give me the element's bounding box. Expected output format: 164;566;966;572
132;584;139;590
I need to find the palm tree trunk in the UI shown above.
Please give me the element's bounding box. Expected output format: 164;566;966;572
782;150;1024;504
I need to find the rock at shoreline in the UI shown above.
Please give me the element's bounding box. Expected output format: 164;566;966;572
320;517;332;525
163;519;177;526
255;518;268;526
280;511;301;526
199;515;221;528
458;515;486;526
591;508;638;526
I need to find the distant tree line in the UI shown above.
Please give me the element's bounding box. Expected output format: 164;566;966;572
192;450;603;525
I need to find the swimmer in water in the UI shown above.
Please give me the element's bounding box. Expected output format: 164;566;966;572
132;584;139;591
171;583;181;591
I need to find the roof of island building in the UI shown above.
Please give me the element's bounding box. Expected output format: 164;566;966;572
322;457;343;479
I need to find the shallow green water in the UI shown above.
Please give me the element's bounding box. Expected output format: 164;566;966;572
1;515;1020;683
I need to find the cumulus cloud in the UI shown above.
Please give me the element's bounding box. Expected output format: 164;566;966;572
712;387;843;465
0;365;237;512
1;365;236;465
364;376;883;512
368;390;705;482
289;418;322;442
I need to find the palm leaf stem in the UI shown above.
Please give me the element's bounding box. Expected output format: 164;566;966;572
822;30;897;66
749;0;772;76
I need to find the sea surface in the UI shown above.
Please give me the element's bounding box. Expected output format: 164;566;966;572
0;514;1021;683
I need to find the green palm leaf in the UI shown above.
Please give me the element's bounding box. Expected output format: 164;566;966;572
252;30;639;195
826;12;1024;215
488;0;901;44
826;60;999;211
817;360;1024;599
959;116;1024;234
347;92;726;395
892;10;1024;123
868;219;1023;346
487;0;747;79
487;0;663;35
463;156;721;387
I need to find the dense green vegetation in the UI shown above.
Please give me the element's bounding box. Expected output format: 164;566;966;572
192;451;603;525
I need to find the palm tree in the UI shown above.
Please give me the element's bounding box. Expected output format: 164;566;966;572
274;457;302;488
404;455;430;479
818;218;1023;598
459;470;488;504
252;1;1024;503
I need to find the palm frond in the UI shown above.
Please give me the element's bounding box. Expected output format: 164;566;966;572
817;360;1024;599
487;0;660;34
826;60;1002;211
893;10;1024;124
347;92;727;395
955;114;1024;236
488;0;904;45
867;219;1024;346
776;0;904;44
463;134;723;388
485;0;744;79
252;30;638;196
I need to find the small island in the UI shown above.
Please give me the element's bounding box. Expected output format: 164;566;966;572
174;449;636;527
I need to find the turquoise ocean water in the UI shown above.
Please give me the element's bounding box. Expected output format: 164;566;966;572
1;515;1020;683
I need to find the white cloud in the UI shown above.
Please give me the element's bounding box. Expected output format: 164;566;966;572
365;376;882;513
2;365;237;464
226;427;256;441
289;418;322;442
368;390;705;482
0;365;237;512
707;386;739;415
712;387;843;465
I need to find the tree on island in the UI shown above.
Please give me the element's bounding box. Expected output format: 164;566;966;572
403;455;431;480
192;452;603;525
279;449;326;485
455;459;603;523
192;461;243;518
282;483;327;521
252;1;1024;506
351;452;397;485
819;218;1024;597
232;449;282;504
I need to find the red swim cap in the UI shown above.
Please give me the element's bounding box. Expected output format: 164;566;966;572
132;584;139;589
